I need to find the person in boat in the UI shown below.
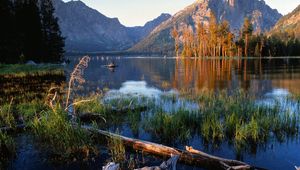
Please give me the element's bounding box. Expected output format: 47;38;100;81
107;60;117;68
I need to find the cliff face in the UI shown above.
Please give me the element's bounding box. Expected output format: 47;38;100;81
130;0;282;53
53;0;171;52
270;5;300;38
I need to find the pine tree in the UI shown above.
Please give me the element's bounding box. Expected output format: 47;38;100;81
40;0;65;62
0;0;19;63
209;12;218;57
171;26;179;57
15;0;44;62
241;18;253;57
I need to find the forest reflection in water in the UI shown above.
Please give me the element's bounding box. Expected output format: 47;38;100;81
67;56;300;97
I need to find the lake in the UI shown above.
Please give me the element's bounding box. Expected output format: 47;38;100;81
66;56;300;95
66;56;300;169
7;56;300;170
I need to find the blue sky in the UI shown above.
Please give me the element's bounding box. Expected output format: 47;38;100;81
62;0;300;27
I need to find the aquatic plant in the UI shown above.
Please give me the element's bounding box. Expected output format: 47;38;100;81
143;109;197;143
195;89;300;149
31;106;97;160
107;129;126;163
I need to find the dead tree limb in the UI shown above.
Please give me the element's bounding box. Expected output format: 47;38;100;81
82;126;260;170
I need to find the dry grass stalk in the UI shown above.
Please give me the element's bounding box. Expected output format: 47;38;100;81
65;56;91;110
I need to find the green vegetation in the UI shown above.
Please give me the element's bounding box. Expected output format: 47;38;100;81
143;90;300;150
0;0;64;64
0;100;15;128
0;64;64;77
143;109;196;143
107;130;126;163
31;106;97;160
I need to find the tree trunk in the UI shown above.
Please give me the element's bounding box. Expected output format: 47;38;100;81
83;126;260;170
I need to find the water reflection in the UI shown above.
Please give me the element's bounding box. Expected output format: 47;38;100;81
104;81;199;113
67;56;300;96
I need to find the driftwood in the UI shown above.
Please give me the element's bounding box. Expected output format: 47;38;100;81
83;126;260;170
135;155;179;170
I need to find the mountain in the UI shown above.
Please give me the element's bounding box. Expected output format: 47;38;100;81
270;5;300;38
53;0;171;52
129;0;282;54
127;13;171;43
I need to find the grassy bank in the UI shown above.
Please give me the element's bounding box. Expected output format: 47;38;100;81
0;64;64;77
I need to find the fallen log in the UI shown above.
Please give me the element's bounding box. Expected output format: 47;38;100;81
82;125;260;170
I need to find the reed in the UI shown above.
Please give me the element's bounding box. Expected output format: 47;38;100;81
65;56;91;110
143;109;197;143
107;129;126;163
31;106;97;160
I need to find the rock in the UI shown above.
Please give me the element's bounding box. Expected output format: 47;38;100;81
103;162;120;170
129;0;282;53
52;0;171;52
270;5;300;39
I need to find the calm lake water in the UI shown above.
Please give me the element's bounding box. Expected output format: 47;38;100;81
8;56;300;170
66;56;300;170
66;56;300;96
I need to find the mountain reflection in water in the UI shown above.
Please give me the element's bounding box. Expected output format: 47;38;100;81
66;56;300;96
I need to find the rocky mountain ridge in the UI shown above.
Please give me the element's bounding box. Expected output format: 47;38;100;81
53;0;171;52
130;0;282;53
270;5;300;38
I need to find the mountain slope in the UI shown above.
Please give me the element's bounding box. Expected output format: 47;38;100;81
270;5;300;38
130;0;282;53
53;0;170;52
127;13;171;43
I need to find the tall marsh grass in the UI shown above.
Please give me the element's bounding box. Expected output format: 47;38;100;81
31;106;97;160
143;89;300;150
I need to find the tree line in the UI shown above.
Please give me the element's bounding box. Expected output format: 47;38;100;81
0;0;64;64
171;12;300;58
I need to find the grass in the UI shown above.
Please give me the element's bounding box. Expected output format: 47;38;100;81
16;100;47;124
0;64;64;77
142;89;300;150
143;109;197;143
107;129;126;163
196;90;299;146
0;100;16;128
1;56;299;164
31;105;98;160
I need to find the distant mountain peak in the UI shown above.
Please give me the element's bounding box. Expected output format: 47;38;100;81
53;0;170;52
130;0;282;53
270;4;300;38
